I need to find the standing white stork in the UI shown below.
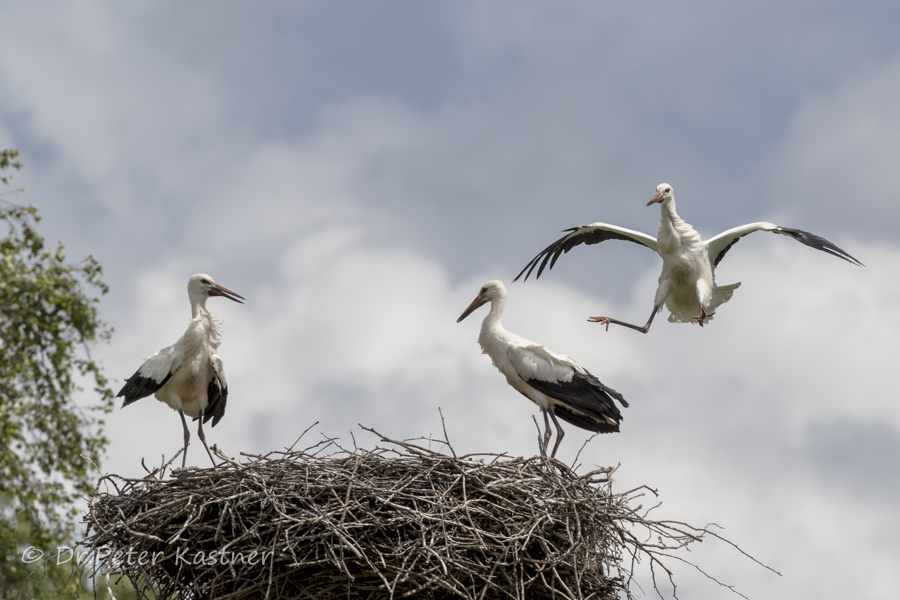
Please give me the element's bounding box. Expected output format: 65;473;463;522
515;183;863;333
117;273;244;468
457;280;628;458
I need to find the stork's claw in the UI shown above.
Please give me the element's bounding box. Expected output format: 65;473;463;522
587;316;612;331
693;307;715;326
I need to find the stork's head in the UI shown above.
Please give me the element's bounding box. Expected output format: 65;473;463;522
457;280;506;323
647;183;674;206
188;273;245;304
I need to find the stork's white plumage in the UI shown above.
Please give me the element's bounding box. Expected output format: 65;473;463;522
117;273;244;467
457;280;628;458
515;183;863;333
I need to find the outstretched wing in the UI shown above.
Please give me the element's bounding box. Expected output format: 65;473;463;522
705;222;863;267
202;354;228;427
514;223;658;282
117;345;182;407
508;345;627;433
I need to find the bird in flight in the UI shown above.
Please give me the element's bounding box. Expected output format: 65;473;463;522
515;183;862;333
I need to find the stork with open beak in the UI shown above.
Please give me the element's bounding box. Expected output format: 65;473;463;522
117;273;244;468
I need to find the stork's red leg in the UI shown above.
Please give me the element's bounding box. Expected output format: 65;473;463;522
588;304;660;334
178;410;191;468
196;411;218;468
692;306;715;326
548;410;566;458
541;410;553;456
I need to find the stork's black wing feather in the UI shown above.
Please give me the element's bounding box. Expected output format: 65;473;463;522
775;227;864;266
712;237;743;267
118;371;172;407
712;225;863;267
514;224;657;282
553;404;619;434
524;369;627;434
203;370;228;427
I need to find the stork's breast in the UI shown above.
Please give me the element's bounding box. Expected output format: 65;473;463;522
668;263;695;287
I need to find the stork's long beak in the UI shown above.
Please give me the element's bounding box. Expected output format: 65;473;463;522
209;283;245;303
646;191;665;206
457;295;486;323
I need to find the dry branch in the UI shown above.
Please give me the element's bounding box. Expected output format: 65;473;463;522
82;427;773;599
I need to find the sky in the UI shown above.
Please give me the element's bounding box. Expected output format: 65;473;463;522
1;1;898;598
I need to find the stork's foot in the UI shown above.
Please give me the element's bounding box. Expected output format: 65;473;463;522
587;316;612;331
588;315;651;334
692;307;715;326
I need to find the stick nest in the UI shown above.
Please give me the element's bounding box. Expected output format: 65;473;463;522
83;427;766;599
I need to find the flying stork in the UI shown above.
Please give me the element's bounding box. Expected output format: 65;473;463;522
457;280;628;458
515;183;863;333
117;273;244;468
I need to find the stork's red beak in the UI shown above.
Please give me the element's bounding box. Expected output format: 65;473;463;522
209;283;245;304
457;295;487;323
646;191;665;206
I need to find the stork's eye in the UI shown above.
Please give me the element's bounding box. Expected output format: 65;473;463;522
201;279;210;285
480;287;487;295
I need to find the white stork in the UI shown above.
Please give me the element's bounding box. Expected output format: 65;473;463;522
117;273;244;468
515;183;863;333
457;280;628;458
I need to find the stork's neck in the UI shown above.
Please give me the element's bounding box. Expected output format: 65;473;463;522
656;198;700;252
479;295;507;340
187;298;223;351
190;297;209;320
659;198;682;229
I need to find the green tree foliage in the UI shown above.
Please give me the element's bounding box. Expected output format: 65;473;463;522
0;149;22;185
0;149;115;597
